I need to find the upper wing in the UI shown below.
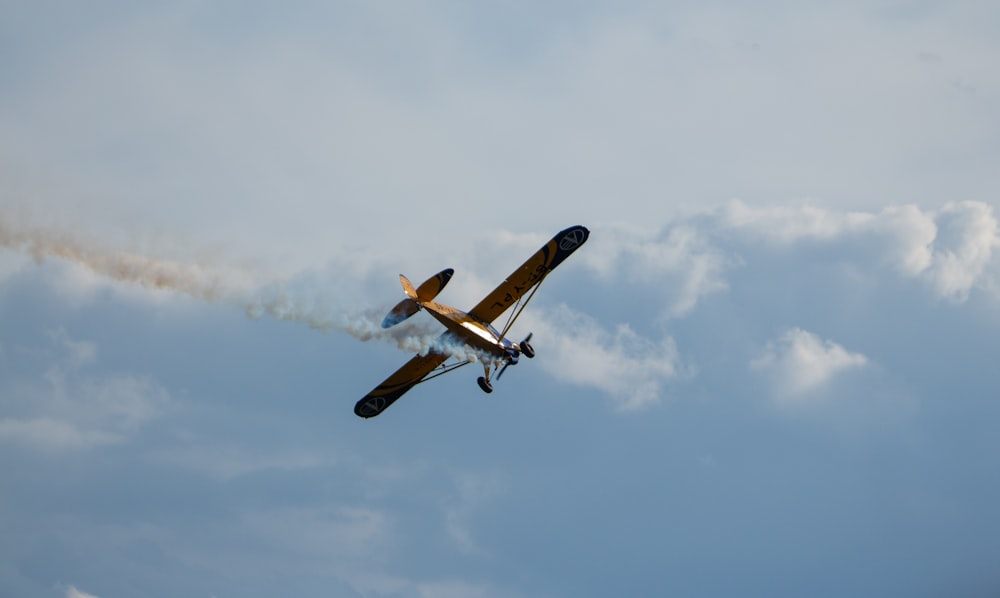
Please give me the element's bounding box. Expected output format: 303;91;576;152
468;225;590;324
354;350;448;418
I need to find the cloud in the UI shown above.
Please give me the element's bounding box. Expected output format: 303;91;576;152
443;472;505;556
4;198;997;419
417;579;498;598
0;214;505;362
716;199;876;244
714;199;1000;302
566;200;998;326
923;201;999;301
0;330;169;453
0;417;120;452
153;444;328;482
241;506;390;561
750;327;868;400
584;223;732;318
528;305;683;411
63;585;100;598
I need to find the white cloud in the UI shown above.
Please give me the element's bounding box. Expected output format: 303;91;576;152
564;200;997;325
584;223;731;318
859;204;938;277
64;585;100;598
923;201;999;301
717;199;875;243
751;328;868;400
715;199;1000;302
528;305;683;411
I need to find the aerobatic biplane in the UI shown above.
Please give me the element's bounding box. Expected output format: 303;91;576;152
355;225;590;418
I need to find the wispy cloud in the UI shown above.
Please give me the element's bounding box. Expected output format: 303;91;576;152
62;585;100;598
0;330;169;453
443;472;506;556
0;216;474;359
153;444;329;482
417;579;499;598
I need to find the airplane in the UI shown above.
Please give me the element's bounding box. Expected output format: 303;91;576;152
354;225;590;418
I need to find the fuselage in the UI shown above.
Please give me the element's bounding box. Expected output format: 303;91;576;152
420;300;517;358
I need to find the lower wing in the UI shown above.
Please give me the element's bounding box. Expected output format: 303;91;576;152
354;351;449;418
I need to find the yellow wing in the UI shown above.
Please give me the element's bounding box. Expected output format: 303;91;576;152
468;225;589;324
354;351;448;418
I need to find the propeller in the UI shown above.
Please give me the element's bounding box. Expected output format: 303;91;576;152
498;331;537;381
496;348;519;380
496;361;511;380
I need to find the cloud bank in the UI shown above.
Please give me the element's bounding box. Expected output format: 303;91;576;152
714;199;999;302
4;198;998;413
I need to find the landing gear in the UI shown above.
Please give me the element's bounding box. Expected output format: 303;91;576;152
520;332;535;359
477;334;535;393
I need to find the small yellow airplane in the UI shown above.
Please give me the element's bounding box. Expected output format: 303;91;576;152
355;225;590;418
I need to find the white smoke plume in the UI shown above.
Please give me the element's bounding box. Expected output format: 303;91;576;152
0;218;469;359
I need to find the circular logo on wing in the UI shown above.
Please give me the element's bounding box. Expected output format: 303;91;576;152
358;397;385;417
559;229;586;251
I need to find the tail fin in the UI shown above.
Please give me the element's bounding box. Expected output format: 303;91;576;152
383;269;454;328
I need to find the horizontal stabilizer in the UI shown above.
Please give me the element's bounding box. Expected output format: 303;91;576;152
415;268;454;302
382;298;420;328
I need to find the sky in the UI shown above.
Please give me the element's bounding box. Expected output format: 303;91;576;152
2;1;1000;597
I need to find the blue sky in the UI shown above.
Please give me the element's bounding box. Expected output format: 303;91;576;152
2;2;1000;597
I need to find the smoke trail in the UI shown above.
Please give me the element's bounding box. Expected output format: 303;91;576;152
0;218;471;359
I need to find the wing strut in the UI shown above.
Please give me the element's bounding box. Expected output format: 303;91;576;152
497;269;549;340
419;359;471;384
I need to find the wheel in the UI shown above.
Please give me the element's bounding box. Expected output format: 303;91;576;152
477;376;493;393
521;342;535;359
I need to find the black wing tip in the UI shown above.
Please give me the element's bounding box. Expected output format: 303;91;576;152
548;225;589;269
557;225;589;245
